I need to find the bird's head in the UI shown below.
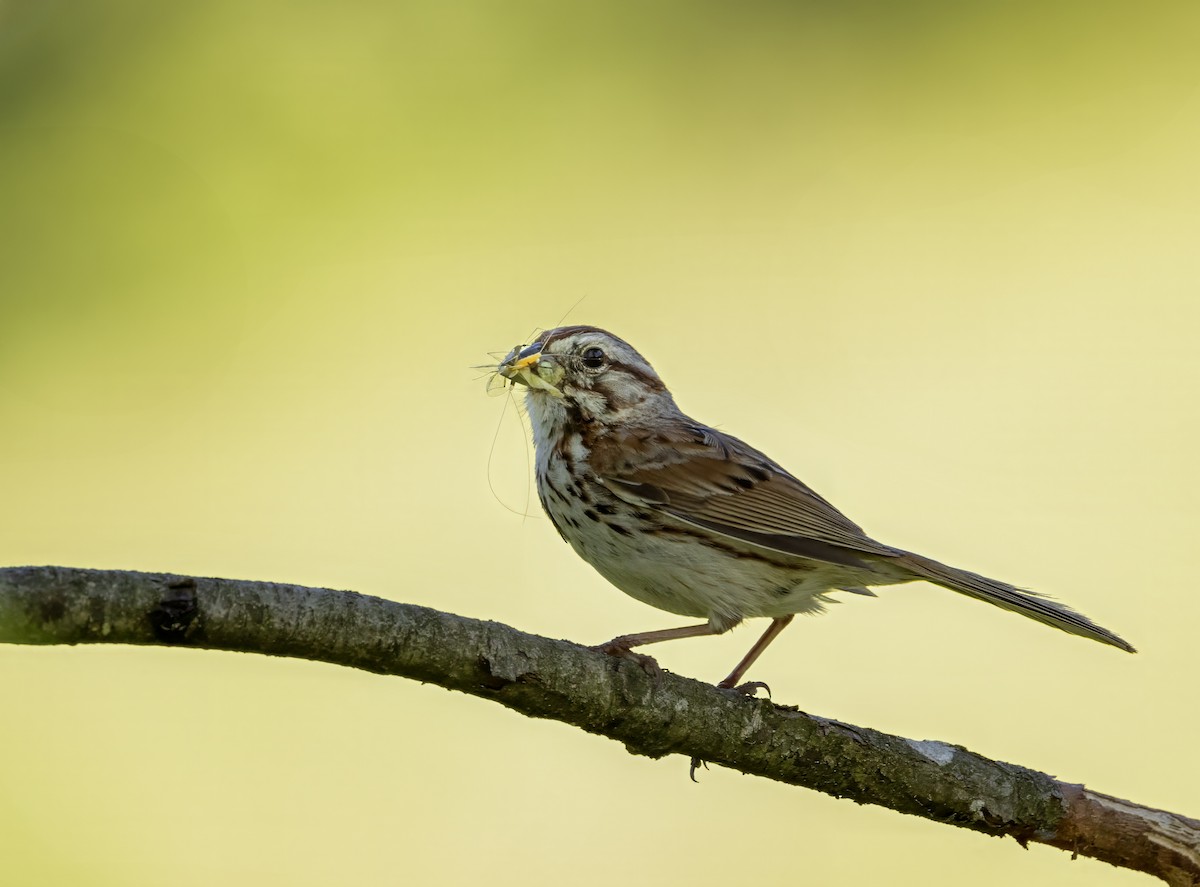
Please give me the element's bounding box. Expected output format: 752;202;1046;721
496;326;677;427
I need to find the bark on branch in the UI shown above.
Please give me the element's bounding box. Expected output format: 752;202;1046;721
1;566;1196;884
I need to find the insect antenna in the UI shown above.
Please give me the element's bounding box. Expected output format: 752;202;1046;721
486;383;541;518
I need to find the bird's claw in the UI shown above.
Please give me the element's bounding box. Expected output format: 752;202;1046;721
589;642;664;684
717;679;772;698
686;680;773;781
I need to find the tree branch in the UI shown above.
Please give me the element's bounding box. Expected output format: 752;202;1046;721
1;566;1196;884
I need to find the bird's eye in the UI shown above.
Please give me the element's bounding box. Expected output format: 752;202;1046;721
581;347;605;369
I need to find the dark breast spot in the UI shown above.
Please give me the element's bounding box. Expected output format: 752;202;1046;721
608;523;631;536
583;509;601;522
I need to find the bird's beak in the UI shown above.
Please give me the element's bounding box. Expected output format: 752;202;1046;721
500;342;544;377
498;341;564;397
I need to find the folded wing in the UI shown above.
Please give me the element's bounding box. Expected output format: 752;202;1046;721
597;424;900;568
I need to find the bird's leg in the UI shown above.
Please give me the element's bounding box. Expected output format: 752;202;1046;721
690;615;797;781
591;624;716;682
717;615;794;695
594;623;716;652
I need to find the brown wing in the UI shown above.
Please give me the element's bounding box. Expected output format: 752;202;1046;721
596;423;900;569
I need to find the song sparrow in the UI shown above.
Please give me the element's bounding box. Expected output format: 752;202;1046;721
494;325;1134;691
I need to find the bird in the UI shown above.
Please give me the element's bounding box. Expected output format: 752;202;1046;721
493;325;1134;693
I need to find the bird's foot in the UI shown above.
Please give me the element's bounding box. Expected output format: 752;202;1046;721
589;641;664;684
688;681;771;782
717;679;772;698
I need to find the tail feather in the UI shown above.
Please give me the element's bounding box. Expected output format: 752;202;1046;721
898;552;1136;653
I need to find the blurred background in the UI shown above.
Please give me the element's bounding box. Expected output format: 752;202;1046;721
2;1;1197;884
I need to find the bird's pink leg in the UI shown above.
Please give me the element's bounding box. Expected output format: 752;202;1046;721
717;615;794;692
591;624;716;682
595;624;716;652
688;615;797;781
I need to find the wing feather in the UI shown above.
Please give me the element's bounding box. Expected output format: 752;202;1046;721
596;424;899;566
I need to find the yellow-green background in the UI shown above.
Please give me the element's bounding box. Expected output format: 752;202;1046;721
2;2;1196;884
